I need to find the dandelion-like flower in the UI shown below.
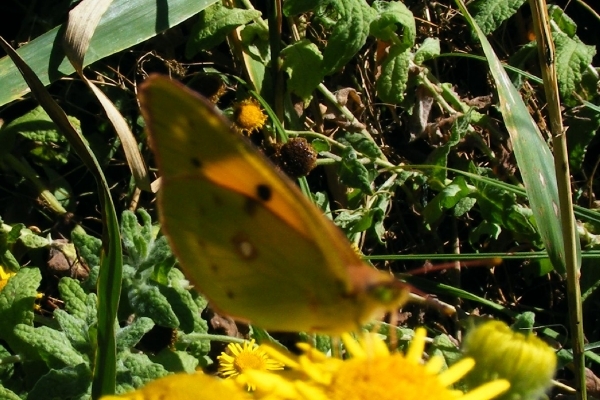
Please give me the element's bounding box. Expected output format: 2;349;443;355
100;371;249;400
462;320;557;400
218;339;285;390
232;98;268;134
0;265;16;291
246;328;510;400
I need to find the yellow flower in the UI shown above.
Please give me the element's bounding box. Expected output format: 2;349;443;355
0;265;16;291
100;371;249;400
247;328;510;400
232;98;268;134
218;339;285;390
462;320;556;400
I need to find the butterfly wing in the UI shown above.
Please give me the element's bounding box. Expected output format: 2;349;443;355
139;75;407;333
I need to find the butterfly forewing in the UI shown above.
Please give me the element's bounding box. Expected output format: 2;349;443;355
139;75;407;333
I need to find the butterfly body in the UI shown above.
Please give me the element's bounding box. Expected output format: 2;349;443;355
139;75;407;333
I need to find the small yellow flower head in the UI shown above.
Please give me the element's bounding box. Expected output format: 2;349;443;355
0;265;16;291
232;98;268;135
462;320;557;400
218;339;284;391
100;371;248;400
245;328;510;400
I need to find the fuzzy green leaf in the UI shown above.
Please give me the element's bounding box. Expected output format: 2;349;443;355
0;268;40;345
281;40;324;101
116;317;155;353
121;210;154;267
283;0;328;16
186;3;262;58
54;309;91;352
566;106;600;172
414;37;440;65
512;312;535;331
116;351;169;393
429;333;462;367
1;106;79;165
58;277;90;322
549;5;577;38
128;283;179;329
138;236;175;281
13;225;51;249
28;363;92;400
338;132;383;159
0;385;22;400
468;0;527;35
13;325;85;368
158;282;203;334
424;177;473;224
72;229;102;268
370;0;415;47
322;0;375;74
376;44;411;104
338;148;373;194
554;31;596;107
150;350;200;374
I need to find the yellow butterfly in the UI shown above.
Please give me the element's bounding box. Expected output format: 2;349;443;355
139;75;408;333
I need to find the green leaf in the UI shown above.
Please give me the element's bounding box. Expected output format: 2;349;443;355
335;208;376;234
414;37;440;65
58;277;90;322
370;0;415;48
2;106;80;165
116;351;169;393
0;0;219;107
27;363;92;400
548;5;577;38
468;0;527;35
185;3;262;58
140;236;176;281
150;349;199;374
511;312;536;331
423;177;473;224
458;0;578;274
116;317;155;353
338;148;373;194
338;132;383;159
322;0;374;74
13;325;85;368
426;114;469;182
553;31;596;107
0;385;22;400
283;0;328;16
469;220;502;244
121;210;154;267
158;282;204;334
311;139;330;153
376;44;411;104
54;309;91;352
565;107;600;172
476;184;537;237
0;268;40;346
72;229;102;268
128;283;179;329
429;333;462;367
281;40;324;101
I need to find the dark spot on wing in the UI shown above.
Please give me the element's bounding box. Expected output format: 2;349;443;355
226;290;235;299
210;264;219;274
190;157;202;168
256;184;272;202
244;197;259;216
